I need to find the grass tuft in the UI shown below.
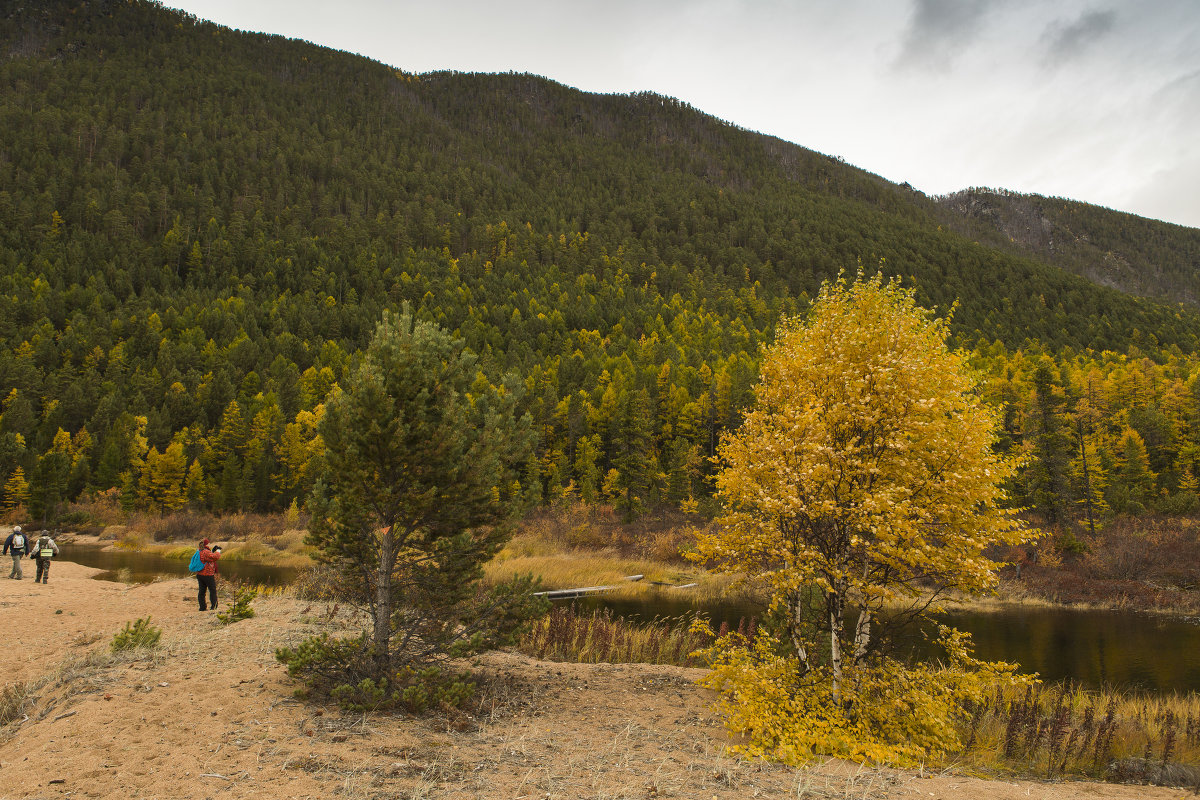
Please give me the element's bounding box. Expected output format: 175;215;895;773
515;605;715;667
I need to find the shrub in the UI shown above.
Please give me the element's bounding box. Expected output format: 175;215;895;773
697;624;1034;766
111;617;162;652
273;529;308;553
216;585;258;624
214;512;287;542
54;510;92;528
150;512;208;542
275;634;474;713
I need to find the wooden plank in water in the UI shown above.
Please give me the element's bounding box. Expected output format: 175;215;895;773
533;585;619;599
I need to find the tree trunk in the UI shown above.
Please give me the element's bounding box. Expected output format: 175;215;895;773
828;589;844;704
1076;418;1097;537
789;593;810;678
853;608;871;662
372;526;394;677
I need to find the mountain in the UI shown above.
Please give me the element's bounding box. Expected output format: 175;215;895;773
935;189;1200;306
2;0;1200;520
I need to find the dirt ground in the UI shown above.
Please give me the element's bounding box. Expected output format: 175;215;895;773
0;559;1191;800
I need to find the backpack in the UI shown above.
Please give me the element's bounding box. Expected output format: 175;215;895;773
37;538;54;558
188;549;204;573
11;533;24;550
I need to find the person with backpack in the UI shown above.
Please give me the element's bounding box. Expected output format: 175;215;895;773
32;531;59;584
4;525;29;580
194;538;221;611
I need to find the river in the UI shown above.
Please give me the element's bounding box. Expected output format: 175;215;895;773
55;544;1200;692
568;594;1200;693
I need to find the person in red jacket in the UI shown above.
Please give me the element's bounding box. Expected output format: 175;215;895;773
196;538;221;611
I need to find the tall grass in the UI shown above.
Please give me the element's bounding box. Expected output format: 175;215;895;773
958;681;1200;784
516;606;717;667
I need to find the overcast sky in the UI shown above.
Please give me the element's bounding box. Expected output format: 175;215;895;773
167;0;1200;230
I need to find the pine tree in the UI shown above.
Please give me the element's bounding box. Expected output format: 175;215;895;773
1024;359;1074;524
609;387;655;521
301;309;540;679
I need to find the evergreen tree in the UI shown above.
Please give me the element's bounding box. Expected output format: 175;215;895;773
608;387;655;521
300;309;540;680
1024;360;1074;524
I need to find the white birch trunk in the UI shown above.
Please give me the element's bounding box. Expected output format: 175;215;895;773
790;594;810;677
853;608;871;662
829;592;844;704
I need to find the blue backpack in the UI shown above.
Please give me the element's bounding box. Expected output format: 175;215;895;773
188;549;204;573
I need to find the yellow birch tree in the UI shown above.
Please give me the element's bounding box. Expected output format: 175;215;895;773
694;273;1033;762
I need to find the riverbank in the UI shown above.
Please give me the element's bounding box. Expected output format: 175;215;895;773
56;519;1200;620
0;563;1182;800
66;530;313;569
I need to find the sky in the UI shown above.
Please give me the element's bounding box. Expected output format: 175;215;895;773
167;0;1200;230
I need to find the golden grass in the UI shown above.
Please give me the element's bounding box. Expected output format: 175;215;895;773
220;538;313;567
955;681;1200;779
486;549;747;604
104;533;314;568
516;605;713;666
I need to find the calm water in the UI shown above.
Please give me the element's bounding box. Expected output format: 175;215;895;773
58;542;299;585
938;607;1200;693
55;545;1200;692
567;594;1200;693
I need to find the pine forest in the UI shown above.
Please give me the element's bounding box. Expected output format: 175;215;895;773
4;0;1200;537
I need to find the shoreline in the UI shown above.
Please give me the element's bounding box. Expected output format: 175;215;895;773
52;531;1200;620
0;562;1187;799
56;534;1200;628
37;525;1200;623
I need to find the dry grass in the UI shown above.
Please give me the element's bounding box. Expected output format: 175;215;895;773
0;637;166;742
491;503;762;605
98;515;313;568
516;605;715;666
511;504;713;562
957;681;1200;783
0;683;34;729
487;548;741;602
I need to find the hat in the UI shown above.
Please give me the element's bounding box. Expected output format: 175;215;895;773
200;537;210;547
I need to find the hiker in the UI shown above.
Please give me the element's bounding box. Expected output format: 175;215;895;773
32;531;58;584
4;525;29;580
196;538;221;611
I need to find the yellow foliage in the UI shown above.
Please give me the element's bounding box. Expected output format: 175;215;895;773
692;273;1037;763
696;624;1035;766
698;272;1030;606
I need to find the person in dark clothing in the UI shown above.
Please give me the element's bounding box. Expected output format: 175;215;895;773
4;525;30;580
31;531;58;584
196;538;221;611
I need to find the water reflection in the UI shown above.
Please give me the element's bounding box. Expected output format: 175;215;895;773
58;543;298;586
570;594;1200;693
940;607;1200;693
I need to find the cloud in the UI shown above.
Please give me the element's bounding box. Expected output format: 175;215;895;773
894;0;995;71
1039;9;1117;69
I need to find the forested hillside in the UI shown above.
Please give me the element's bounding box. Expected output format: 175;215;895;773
937;188;1200;306
2;0;1200;529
